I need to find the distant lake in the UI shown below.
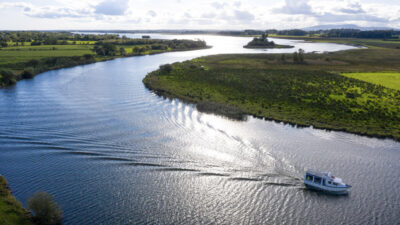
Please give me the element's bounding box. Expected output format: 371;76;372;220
0;34;399;225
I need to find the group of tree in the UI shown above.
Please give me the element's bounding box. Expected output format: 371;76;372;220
293;49;305;63
245;33;276;48
266;29;399;39
0;31;120;47
92;43;117;56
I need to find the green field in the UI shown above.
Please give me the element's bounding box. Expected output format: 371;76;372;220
0;176;33;225
0;45;94;66
342;72;400;91
144;39;400;140
0;35;208;87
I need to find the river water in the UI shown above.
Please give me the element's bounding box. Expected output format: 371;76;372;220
0;35;399;225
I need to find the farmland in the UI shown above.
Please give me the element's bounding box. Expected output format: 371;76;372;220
0;32;208;88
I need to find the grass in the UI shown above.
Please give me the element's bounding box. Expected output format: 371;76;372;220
0;176;33;225
144;38;400;141
0;38;209;88
341;72;400;91
0;45;93;66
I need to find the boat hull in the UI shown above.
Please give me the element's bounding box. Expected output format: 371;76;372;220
305;184;350;195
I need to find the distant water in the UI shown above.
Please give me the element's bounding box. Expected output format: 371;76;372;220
1;34;399;225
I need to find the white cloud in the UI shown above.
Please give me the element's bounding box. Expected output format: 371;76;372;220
95;0;129;16
275;0;313;15
0;0;399;30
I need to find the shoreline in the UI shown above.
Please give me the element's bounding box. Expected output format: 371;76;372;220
0;46;210;89
143;48;400;142
144;78;399;142
0;175;33;225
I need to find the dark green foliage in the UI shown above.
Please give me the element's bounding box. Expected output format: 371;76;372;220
93;43;117;56
244;33;281;49
119;47;126;56
27;59;40;68
151;44;168;50
0;69;17;86
30;41;42;46
21;68;34;79
159;64;173;74
27;192;62;225
196;101;246;120
293;52;299;63
83;54;94;60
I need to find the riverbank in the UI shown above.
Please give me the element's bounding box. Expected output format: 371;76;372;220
0;32;209;88
0;176;33;225
143;39;400;141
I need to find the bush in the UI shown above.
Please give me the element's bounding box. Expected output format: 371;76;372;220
159;64;173;74
28;192;62;225
27;59;40;68
22;68;35;79
0;69;17;86
83;54;94;60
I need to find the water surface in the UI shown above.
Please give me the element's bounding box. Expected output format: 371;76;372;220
0;35;399;225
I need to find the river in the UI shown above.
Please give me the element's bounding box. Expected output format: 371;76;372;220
0;34;399;225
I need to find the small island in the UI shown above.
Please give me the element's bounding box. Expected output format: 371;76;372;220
244;33;293;49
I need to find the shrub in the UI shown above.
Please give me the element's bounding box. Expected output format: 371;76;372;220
27;59;40;68
83;54;94;60
0;69;17;86
28;192;62;225
159;64;173;74
22;68;35;79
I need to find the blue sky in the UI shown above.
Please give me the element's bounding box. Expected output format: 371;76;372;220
0;0;399;30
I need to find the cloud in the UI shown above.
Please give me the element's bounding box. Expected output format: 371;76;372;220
147;10;157;17
211;2;228;10
27;7;92;18
201;12;217;19
339;2;365;14
275;0;313;15
315;12;389;23
233;10;255;21
95;0;129;16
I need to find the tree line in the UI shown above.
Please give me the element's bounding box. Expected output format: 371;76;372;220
266;29;399;39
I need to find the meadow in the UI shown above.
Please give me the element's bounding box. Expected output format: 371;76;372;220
0;33;208;88
341;72;400;91
144;38;400;140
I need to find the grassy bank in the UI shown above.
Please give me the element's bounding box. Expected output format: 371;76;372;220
143;39;400;141
0;176;33;225
0;33;208;88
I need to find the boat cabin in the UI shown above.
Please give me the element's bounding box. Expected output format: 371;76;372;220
305;171;340;187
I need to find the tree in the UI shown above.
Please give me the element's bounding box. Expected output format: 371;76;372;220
298;48;305;63
132;46;140;55
119;47;126;56
159;64;173;74
293;51;299;63
138;47;146;54
281;54;286;62
28;192;62;225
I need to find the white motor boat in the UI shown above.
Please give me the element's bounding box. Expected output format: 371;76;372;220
304;170;351;194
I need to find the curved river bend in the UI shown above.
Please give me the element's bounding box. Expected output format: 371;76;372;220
0;35;399;225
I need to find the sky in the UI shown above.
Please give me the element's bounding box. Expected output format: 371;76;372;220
0;0;399;30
